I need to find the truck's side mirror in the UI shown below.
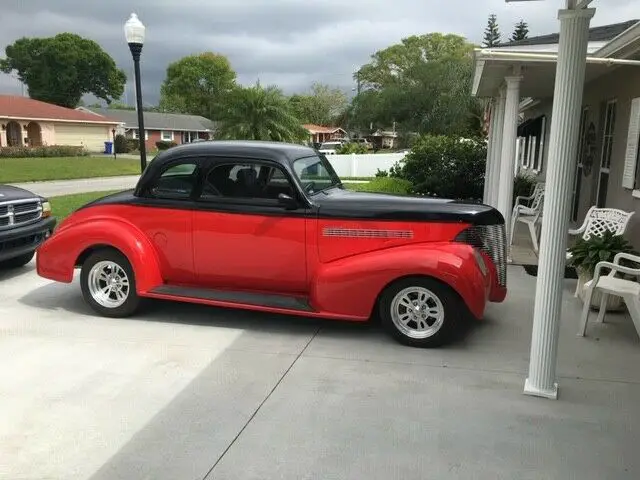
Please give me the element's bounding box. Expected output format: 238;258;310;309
277;193;298;210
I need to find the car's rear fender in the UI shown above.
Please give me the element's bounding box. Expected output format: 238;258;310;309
310;242;489;320
36;218;163;292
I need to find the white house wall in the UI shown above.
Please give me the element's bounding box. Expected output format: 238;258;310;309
522;64;640;250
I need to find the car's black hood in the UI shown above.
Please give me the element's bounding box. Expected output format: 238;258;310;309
312;187;504;225
0;185;42;202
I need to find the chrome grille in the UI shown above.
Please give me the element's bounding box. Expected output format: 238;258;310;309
455;224;507;287
0;198;42;230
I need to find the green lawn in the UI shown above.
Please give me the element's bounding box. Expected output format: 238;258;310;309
0;157;142;183
50;190;121;220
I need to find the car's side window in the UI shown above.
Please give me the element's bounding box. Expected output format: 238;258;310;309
200;160;296;202
148;161;198;200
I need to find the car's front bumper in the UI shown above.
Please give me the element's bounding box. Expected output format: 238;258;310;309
0;217;57;263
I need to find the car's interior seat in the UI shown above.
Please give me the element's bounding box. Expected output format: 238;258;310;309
235;168;259;197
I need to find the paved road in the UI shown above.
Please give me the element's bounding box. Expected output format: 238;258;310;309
10;175;141;197
1;263;639;479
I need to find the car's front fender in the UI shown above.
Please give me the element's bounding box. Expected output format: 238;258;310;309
37;217;163;292
310;242;489;320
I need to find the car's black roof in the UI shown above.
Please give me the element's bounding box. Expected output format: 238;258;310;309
152;140;317;165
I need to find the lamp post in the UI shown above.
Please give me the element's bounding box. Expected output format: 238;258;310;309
111;128;117;159
124;12;147;173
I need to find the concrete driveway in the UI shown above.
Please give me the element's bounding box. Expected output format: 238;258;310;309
1;263;640;479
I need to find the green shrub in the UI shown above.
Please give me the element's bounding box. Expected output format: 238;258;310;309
567;229;637;277
513;171;538;207
156;140;177;150
0;145;88;158
125;139;139;153
114;134;129;154
390;135;486;201
349;177;412;195
337;143;368;154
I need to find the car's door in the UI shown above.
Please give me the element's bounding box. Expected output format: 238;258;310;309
192;157;308;294
133;158;200;285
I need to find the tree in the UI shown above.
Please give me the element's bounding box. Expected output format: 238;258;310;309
0;33;126;108
349;33;482;137
159;52;236;119
511;20;529;42
483;14;501;47
215;83;309;143
289;83;349;125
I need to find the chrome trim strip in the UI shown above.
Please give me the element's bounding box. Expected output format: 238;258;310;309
322;227;414;239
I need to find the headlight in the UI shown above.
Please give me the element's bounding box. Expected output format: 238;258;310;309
472;248;488;276
41;201;52;218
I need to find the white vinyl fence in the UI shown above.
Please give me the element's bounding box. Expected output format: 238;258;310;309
327;153;407;178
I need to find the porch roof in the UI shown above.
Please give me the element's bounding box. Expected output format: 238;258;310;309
472;19;640;98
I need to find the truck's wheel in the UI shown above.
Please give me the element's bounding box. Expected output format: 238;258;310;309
0;251;35;269
80;248;140;318
379;277;463;348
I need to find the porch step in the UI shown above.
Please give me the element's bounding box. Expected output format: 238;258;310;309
149;285;314;312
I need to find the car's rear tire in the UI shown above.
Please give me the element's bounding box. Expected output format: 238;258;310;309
80;248;140;318
378;276;463;348
0;251;35;269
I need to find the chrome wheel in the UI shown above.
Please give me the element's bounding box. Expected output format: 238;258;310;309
390;286;445;339
87;260;131;308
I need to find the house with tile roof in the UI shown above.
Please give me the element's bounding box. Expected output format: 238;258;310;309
303;124;347;144
0;95;121;152
78;107;217;151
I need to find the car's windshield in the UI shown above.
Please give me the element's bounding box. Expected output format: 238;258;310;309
292;154;342;195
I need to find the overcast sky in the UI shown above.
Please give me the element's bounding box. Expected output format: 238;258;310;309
0;0;637;106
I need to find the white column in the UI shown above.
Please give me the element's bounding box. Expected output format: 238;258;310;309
497;75;522;229
488;88;506;207
524;6;595;400
483;100;495;204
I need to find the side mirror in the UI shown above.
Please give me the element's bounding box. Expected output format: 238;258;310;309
277;193;298;210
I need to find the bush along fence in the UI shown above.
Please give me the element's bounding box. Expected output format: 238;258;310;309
0;145;88;158
377;135;487;202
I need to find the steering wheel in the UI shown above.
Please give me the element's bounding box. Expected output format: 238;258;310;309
304;181;316;193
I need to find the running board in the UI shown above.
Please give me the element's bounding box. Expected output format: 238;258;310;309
149;285;314;312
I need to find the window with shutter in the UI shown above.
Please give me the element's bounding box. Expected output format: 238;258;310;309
622;97;640;190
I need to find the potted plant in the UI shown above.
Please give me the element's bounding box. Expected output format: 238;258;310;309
567;229;638;311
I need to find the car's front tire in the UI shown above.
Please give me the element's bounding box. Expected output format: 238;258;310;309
379;276;463;348
0;251;35;269
80;248;140;318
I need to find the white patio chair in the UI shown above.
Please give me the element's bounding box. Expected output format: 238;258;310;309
509;183;545;252
577;252;640;339
567;206;635;296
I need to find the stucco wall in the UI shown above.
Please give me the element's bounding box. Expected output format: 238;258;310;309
39;122;56;145
523;65;640;250
0;119;55;146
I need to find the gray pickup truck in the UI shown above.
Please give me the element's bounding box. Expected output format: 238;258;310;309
0;185;56;269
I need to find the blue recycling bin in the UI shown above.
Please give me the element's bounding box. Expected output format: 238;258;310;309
104;141;113;154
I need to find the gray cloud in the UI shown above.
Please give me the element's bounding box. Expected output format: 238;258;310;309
0;0;635;106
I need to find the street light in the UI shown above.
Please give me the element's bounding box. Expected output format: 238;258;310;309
124;12;147;173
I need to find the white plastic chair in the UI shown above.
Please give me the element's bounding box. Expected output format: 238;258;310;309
577;252;640;338
567;207;635;296
509;182;545;252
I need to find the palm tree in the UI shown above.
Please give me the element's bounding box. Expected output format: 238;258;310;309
215;83;309;143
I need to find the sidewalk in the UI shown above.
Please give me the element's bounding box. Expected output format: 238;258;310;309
10;175;141;197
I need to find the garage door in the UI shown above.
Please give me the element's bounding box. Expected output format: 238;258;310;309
54;124;111;152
